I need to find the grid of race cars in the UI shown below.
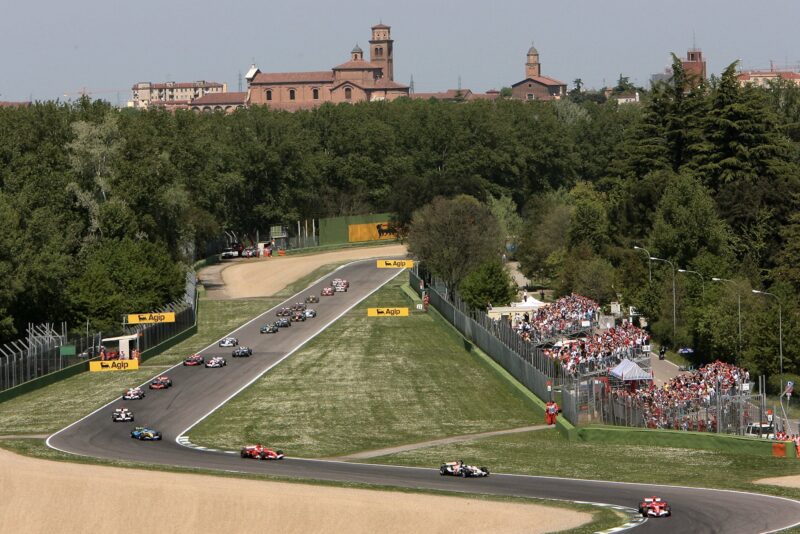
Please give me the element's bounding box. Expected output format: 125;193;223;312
112;278;669;518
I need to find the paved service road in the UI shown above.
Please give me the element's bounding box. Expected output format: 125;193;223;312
48;259;800;534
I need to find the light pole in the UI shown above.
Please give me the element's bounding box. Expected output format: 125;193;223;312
633;246;651;283
752;290;783;398
650;256;676;342
678;269;704;299
712;278;741;361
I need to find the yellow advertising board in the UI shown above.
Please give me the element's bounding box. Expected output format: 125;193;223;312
367;307;409;317
348;222;397;243
89;359;140;372
127;312;176;324
376;259;414;269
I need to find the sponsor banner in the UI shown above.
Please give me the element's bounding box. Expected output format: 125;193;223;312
367;307;409;317
376;259;414;269
348;222;397;243
127;312;176;324
90;359;140;372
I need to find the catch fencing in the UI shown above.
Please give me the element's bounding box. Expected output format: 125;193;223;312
410;268;568;421
0;272;198;393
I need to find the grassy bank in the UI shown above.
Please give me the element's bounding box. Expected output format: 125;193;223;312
189;276;543;457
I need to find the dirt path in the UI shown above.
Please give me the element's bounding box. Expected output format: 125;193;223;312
199;245;407;300
333;425;552;460
0;447;590;534
753;474;800;489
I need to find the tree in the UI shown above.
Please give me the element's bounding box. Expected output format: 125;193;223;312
487;195;524;252
459;261;518;309
567;182;609;253
407;195;503;289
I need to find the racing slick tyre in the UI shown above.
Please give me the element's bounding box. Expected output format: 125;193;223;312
241;450;248;458
440;467;446;476
481;467;489;475
460;470;467;478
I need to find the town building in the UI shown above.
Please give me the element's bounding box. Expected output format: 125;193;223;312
682;49;707;84
246;24;409;110
189;92;248;113
130;81;228;109
510;46;567;101
0;101;31;108
411;89;501;102
737;68;800;87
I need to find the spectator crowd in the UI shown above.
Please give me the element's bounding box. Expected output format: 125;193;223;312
511;294;599;344
545;322;650;377
612;360;751;432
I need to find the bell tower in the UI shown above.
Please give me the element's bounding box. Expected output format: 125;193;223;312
526;44;541;78
369;23;394;81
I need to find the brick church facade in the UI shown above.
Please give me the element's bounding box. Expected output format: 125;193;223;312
511;45;567;101
246;24;409;110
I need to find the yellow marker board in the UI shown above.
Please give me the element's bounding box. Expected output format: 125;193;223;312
127;312;176;324
368;307;409;317
376;259;414;269
90;359;140;372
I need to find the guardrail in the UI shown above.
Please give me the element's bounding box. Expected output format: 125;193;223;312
409;269;572;422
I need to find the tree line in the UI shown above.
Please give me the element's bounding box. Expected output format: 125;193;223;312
1;61;799;390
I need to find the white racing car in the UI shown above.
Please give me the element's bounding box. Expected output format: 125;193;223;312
122;387;145;400
112;407;134;422
205;356;226;368
439;460;489;478
219;337;238;347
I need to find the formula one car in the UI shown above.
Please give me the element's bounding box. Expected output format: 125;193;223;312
122;387;145;400
638;497;671;518
260;323;279;334
232;346;253;358
439;461;489;478
131;427;162;441
183;354;204;366
305;294;319;304
291;312;306;322
333;284;347;292
304;309;317;319
112;407;134;422
321;287;334;296
331;278;349;288
205;356;226;368
276;308;292;317
219;337;238;347
276;318;291;328
149;376;172;389
240;444;284;460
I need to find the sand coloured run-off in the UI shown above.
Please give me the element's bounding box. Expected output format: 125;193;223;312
0;447;591;534
754;474;800;488
201;244;408;299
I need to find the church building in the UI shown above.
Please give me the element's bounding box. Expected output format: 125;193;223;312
511;45;567;101
246;24;409;110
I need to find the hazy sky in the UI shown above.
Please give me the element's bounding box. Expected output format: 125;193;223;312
2;0;798;102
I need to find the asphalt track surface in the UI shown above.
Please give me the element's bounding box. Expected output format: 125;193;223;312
48;259;800;534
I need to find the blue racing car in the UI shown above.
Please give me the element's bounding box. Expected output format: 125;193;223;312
130;427;162;441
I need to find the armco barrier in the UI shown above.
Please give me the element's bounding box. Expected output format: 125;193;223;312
575;425;797;458
409;269;565;422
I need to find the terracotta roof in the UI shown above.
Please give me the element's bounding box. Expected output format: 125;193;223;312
412;89;472;100
737;70;800;80
191;92;247;106
372;23;390;29
251;71;334;84
330;79;408;92
332;59;383;71
132;81;224;90
0;101;31;108
372;78;409;90
511;75;566;88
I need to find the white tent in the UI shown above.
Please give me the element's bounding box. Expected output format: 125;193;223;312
609;359;652;381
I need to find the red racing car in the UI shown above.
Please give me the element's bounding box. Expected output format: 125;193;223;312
321;287;334;296
149;376;172;390
240;444;284;460
638;496;672;518
183;354;204;366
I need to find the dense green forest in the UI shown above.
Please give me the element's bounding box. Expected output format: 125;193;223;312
1;58;798;388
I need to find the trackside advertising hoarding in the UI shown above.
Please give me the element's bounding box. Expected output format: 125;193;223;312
89;360;140;372
367;308;409;317
376;259;414;269
127;312;176;324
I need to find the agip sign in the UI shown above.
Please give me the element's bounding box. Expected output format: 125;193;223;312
127;312;176;324
89;360;140;372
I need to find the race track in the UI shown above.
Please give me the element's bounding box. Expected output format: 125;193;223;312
48;259;800;534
